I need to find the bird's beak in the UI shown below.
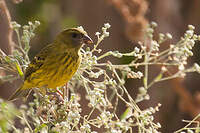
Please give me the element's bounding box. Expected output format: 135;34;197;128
83;34;93;44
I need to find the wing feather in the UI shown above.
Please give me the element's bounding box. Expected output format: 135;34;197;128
24;44;53;80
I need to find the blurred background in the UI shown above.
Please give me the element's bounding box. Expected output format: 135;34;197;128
1;0;200;132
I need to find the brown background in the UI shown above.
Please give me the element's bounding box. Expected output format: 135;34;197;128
0;0;200;132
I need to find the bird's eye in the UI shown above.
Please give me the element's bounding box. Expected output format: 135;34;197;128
72;33;78;38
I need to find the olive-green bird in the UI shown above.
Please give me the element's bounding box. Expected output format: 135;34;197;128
9;27;93;101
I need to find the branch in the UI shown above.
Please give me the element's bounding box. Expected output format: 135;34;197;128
0;0;16;98
0;0;14;55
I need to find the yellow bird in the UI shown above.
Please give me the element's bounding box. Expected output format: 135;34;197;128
9;27;93;101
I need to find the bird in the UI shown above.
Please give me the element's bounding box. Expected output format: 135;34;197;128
9;27;93;101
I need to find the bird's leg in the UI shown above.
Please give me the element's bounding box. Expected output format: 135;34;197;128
45;88;63;101
61;86;65;99
64;83;69;99
56;88;64;99
57;83;69;100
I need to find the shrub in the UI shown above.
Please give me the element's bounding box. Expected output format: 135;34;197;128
0;21;200;133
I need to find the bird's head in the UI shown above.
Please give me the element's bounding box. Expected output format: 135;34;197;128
55;27;93;49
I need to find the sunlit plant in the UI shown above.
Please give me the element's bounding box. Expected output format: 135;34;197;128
0;21;200;133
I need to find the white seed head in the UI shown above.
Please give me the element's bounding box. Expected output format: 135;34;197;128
144;94;150;100
141;46;146;50
178;64;185;71
193;34;198;40
188;25;195;30
139;87;147;95
186;30;194;37
151;21;158;28
28;21;33;26
187;129;194;133
102;27;106;32
137;71;143;78
35;21;40;26
170;44;174;49
104;32;110;37
134;47;140;53
24;127;30;133
161;66;167;72
146;28;154;34
11;21;21;29
188;39;195;47
166;33;172;39
151;40;159;51
23;25;29;30
95;32;101;36
159;33;165;39
104;23;111;29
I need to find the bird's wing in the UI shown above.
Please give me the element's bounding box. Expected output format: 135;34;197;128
24;44;53;80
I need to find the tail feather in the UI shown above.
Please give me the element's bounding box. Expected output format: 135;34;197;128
9;87;30;101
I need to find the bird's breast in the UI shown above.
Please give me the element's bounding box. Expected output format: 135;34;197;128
24;51;81;89
44;53;81;88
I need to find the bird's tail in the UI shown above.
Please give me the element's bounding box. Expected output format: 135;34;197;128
8;86;30;101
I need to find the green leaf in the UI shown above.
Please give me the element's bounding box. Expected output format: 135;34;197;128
4;56;12;63
34;123;48;133
155;73;163;82
120;107;132;120
15;61;24;77
143;77;147;87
